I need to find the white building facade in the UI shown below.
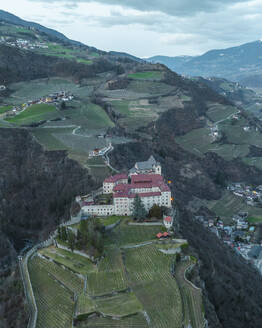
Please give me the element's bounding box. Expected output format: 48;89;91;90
82;171;172;217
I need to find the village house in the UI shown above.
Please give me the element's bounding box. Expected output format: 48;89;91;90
163;216;173;229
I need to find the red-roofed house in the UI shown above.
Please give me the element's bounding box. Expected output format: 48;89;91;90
163;216;173;229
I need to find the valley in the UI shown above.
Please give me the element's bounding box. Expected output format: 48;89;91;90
1;9;262;328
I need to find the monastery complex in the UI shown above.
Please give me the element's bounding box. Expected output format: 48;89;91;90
82;156;172;216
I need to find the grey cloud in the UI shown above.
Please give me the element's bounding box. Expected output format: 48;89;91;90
29;0;249;17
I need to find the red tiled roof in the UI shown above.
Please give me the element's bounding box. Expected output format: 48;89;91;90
156;232;163;238
113;184;130;192
129;191;162;198
164;216;172;222
163;232;169;237
113;191;162;198
131;174;163;184
104;173;128;183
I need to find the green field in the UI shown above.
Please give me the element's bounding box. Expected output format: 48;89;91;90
175;127;213;157
175;126;250;161
30;127;71;151
0;105;12;114
39;246;96;275
128;71;164;80
127;80;174;95
64;103;114;129
104;220;164;246
242;157;262;170
99;215;124;226
110;100;131;116
203;191;262;222
206;104;238;122
247;216;262;224
6;103;58;125
77;58;93;65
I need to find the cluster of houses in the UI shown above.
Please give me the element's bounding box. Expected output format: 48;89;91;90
210;125;219;140
0;37;48;50
227;183;262;206
195;211;262;274
2;91;74;118
78;156;173;217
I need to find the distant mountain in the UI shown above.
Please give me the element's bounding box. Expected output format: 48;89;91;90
0;9;82;46
148;41;262;87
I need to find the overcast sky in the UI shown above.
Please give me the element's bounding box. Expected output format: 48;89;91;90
1;0;262;57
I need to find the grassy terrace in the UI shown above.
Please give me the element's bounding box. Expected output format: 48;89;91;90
0;105;12;114
39;246;96;275
5;103;58;125
247;216;262;224
128;71;164;80
206;104;238;122
104;219;165;246
96;292;143;317
32;255;84;294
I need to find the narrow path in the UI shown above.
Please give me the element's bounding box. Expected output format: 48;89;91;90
214;110;240;125
103;146;119;173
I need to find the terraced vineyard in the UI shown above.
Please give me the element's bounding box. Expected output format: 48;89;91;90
124;245;183;328
203;190;262;223
77;313;148;327
28;222;203;328
87;247;127;296
174;261;204;328
28;255;75;328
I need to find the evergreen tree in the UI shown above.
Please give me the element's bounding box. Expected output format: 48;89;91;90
57;226;61;240
68;230;76;252
132;194;147;221
149;204;163;220
60;226;68;241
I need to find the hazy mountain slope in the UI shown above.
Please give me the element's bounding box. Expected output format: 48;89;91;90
193;76;262;118
148;40;262;87
0;9;81;45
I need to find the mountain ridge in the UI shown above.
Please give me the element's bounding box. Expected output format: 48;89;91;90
148;40;262;87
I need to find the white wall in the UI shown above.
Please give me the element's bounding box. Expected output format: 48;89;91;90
82;204;114;216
